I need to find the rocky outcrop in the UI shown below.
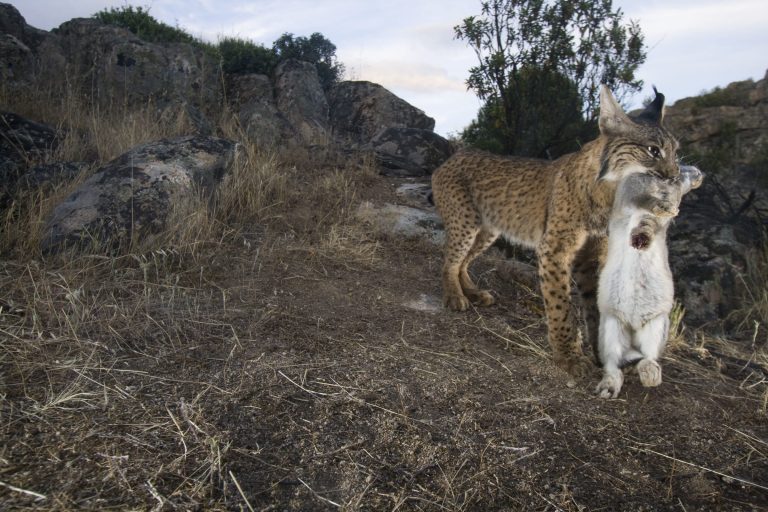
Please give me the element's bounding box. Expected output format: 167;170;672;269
666;71;768;164
1;3;452;174
369;127;453;176
228;73;295;147
329;81;436;142
52;18;219;108
275;59;329;144
0;3;49;83
327;81;452;175
662;71;768;328
41;136;237;253
0;111;60;206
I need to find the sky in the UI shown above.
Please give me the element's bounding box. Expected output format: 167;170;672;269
8;0;768;137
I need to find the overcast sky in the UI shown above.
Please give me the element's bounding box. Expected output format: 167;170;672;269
8;0;768;136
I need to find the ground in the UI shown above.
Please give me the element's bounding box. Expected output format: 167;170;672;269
1;161;766;511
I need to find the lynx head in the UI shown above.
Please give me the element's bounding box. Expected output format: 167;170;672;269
597;85;680;182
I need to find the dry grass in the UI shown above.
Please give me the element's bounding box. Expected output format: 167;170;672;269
2;81;767;510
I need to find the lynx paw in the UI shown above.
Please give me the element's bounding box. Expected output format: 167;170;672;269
444;293;470;312
637;359;662;387
467;289;495;307
595;373;624;399
555;353;592;379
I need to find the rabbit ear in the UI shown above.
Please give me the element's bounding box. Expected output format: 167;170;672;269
635;86;666;124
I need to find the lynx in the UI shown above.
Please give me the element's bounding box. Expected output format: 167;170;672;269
431;86;680;377
596;165;703;398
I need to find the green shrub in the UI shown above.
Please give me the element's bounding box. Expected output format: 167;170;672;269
693;86;746;108
94;6;201;46
218;37;277;75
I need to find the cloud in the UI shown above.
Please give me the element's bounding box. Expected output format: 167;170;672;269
348;61;467;93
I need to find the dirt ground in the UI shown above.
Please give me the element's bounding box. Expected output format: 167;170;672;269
1;166;767;511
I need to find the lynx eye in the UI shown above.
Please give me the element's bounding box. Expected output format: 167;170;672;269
647;145;662;159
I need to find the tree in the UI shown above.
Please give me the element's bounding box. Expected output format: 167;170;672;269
272;32;345;89
455;0;646;157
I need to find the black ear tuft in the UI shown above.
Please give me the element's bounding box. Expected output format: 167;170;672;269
635;85;666;124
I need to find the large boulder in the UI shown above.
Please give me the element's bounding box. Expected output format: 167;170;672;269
0;111;60;207
228;73;296;147
663;71;768;329
275;59;329;144
329;81;435;142
0;3;47;49
0;3;63;85
666;71;768;164
50;18;219;108
41;136;237;253
369;127;453;176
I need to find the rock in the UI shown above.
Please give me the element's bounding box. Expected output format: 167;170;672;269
329;81;435;142
16;161;90;194
51;18;219;108
0;33;33;82
666;71;768;163
158;101;213;136
0;111;60;206
240;101;296;148
369;127;453;176
275;59;329;144
0;3;47;50
356;201;443;244
661;71;768;329
668;181;757;328
41;136;238;253
227;73;296;147
228;73;274;108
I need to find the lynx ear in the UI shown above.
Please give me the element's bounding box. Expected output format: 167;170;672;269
598;85;633;136
634;86;666;124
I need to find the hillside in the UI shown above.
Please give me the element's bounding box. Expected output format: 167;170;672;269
1;4;767;510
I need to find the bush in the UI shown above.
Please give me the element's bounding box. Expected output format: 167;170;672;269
217;37;277;75
693;86;746;109
93;6;201;46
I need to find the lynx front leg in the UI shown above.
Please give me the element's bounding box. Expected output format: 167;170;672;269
635;314;669;387
537;230;592;378
595;314;630;399
573;237;605;364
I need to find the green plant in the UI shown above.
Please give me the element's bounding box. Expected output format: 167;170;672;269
456;0;645;157
217;36;277;75
461;67;595;157
693;86;746;109
273;32;345;89
93;6;201;46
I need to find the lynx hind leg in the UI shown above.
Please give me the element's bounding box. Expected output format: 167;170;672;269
596;314;630;399
437;187;488;311
442;229;478;311
635;314;669;388
459;229;500;306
